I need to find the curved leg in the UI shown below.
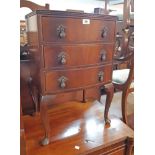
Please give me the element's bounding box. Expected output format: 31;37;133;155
122;88;129;124
126;137;134;155
40;95;51;146
104;83;114;125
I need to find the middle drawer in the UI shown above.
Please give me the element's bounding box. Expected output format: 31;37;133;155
43;44;114;69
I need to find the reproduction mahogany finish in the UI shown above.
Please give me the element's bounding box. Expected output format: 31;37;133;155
43;44;113;69
26;10;117;145
23;101;134;155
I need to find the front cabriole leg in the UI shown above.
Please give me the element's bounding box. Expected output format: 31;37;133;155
40;95;51;146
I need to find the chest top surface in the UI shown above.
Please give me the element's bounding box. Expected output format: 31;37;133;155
26;10;117;20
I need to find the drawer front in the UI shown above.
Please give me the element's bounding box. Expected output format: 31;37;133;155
43;44;114;69
44;65;112;93
41;17;115;43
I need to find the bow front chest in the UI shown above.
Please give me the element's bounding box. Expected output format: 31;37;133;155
26;10;117;145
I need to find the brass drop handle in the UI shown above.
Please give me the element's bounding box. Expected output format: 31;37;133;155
58;76;68;88
57;25;66;38
100;50;106;61
59;31;66;38
60;55;66;64
58;52;67;65
98;71;104;82
101;27;108;38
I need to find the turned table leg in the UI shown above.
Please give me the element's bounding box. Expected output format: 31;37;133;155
40;95;51;146
104;83;114;125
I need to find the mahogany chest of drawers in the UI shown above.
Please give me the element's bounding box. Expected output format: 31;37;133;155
26;10;117;145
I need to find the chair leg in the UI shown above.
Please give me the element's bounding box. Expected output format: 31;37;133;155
104;83;114;125
121;88;129;124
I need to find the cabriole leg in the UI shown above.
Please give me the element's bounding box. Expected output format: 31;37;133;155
40;95;51;146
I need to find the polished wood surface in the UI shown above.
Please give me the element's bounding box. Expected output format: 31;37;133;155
23;100;133;155
26;10;117;145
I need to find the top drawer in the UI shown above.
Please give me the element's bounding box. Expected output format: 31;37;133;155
41;17;116;43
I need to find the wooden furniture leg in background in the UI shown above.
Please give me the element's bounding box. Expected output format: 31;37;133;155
20;101;26;155
104;83;114;124
122;87;130;124
82;89;87;103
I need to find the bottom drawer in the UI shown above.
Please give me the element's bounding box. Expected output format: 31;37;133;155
43;65;112;93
